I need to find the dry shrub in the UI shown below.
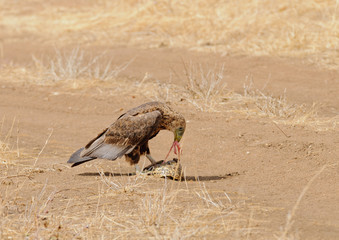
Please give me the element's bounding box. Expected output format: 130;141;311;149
1;0;338;69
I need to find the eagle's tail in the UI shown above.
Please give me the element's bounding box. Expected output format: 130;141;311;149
67;147;97;167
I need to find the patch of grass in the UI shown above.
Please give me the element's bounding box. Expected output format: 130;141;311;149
1;0;338;69
183;61;227;111
96;179;255;239
0;165;262;239
239;80;339;130
145;62;229;111
32;47;134;87
241;80;318;122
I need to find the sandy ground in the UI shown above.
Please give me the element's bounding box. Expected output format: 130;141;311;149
1;43;338;239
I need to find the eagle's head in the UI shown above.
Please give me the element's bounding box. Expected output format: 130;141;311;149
173;116;186;143
165;113;186;161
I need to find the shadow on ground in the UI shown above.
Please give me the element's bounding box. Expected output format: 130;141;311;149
78;171;240;181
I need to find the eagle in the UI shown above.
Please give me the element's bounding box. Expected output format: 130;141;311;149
67;101;186;171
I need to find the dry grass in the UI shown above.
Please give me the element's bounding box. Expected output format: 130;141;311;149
2;144;327;239
240;80;320;125
0;117;20;166
276;165;328;240
0;180;67;239
0;52;336;130
182;61;227;111
0;165;263;239
0;48;133;88
32;47;134;87
140;62;337;130
141;61;228;111
1;0;338;69
238;80;339;130
0;119;55;185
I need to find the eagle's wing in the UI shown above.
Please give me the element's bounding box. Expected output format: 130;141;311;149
80;110;162;160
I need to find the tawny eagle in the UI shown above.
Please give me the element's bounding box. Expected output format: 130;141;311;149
67;102;186;170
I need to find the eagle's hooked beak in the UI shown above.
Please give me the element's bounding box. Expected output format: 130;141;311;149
164;129;183;162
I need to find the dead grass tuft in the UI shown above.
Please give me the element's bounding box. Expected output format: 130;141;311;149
139;183;171;228
239;80;339;130
145;62;229;112
241;80;319;123
32;47;133;87
183;61;227;111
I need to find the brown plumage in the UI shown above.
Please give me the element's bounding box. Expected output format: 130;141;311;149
67;102;186;168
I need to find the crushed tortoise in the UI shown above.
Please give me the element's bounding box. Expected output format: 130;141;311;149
142;158;183;180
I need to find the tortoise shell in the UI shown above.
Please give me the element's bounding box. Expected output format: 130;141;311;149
142;158;183;180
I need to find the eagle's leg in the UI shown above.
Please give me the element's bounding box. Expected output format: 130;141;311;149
141;142;157;165
146;154;157;165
